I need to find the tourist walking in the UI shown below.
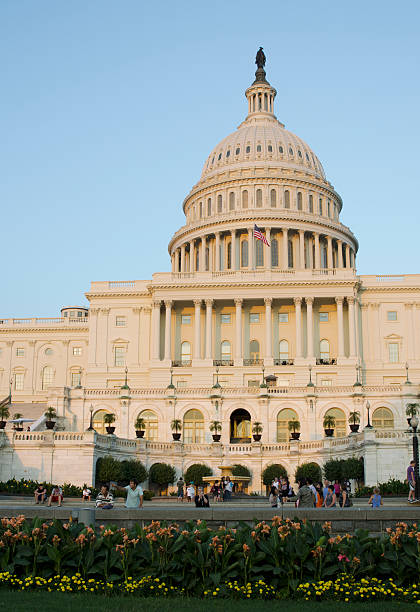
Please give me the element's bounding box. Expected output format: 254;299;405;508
369;487;383;508
176;477;185;501
407;460;416;502
296;479;315;508
323;484;336;508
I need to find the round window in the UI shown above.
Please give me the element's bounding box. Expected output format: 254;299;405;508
45;348;53;356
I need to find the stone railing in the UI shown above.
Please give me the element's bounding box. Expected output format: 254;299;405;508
0;317;88;328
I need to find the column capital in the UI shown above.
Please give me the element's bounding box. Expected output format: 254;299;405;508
164;300;173;308
293;297;302;306
100;308;110;315
89;307;100;315
305;297;314;305
234;298;243;306
347;296;355;305
132;307;142;314
205;298;214;307
152;300;161;309
193;299;202;307
264;297;272;306
335;297;344;305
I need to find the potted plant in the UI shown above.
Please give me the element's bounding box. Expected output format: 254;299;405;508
171;418;182;441
406;403;419;426
349;410;361;433
0;406;10;430
44;407;57;430
288;419;301;440
13;412;24;431
209;420;222;442
323;414;336;437
104;413;116;434
134;416;145;438
252;421;263;442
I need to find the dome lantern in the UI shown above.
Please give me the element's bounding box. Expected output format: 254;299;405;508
244;47;278;123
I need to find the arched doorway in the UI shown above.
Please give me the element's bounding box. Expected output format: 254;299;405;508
230;409;251;443
92;410;109;435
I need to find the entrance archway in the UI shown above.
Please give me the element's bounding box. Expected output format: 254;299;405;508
230;409;251;443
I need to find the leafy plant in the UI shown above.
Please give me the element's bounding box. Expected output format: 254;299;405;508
231;464;251;478
170;419;182;433
295;462;322;483
95;456;122;483
209;420;222;433
103;413;116;425
342;457;364;481
149;462;176;492
134;416;145;430
288;419;300;433
348;411;360;425
323;458;343;482
120;460;148;484
252;421;263;435
12;412;23;420
323;415;336;429
44;407;57;421
184;463;212;486
262;463;287;486
0;406;10;420
406;403;419;418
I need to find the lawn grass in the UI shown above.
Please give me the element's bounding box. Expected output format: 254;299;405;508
0;591;416;612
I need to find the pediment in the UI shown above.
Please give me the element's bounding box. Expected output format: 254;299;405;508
384;333;402;340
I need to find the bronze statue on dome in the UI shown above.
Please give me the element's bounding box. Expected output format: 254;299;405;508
255;47;266;69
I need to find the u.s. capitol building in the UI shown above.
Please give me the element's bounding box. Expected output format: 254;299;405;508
0;53;418;490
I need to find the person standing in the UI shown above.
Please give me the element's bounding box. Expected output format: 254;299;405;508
82;485;91;502
296;479;315;508
186;482;195;502
322;479;330;500
338;483;351;508
176;477;185;502
224;477;233;501
407;460;416;503
323;484;336;508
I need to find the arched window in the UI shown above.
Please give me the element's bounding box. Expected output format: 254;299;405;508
270;189;276;207
297;192;303;210
327;200;331;217
227;242;232;269
217;194;222;213
139;409;158;441
319;198;323;215
92;409;109;435
183;409;204;443
242;190;248;209
255;239;263;267
320;339;330;360
324;408;346;438
271;238;278;267
241;240;248;267
207;198;211;216
372;407;394;429
309;194;313;213
284;190;290;209
249;340;260;361
288;239;294;268
256;144;262;152
256;189;262;208
199;202;203;218
279;340;289;360
277;408;298;442
195;248;199;271
221;340;231;362
41;366;54;390
181;341;191;365
229;192;235;211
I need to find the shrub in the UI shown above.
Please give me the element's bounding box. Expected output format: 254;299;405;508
120;460;148;484
262;463;287;486
95;456;122;484
184;463;213;486
149;463;176;492
142;489;154;501
341;457;364;481
323;458;343;482
355;478;407;497
231;464;251;478
295;462;322;483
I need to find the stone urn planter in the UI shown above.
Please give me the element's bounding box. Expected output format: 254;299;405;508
212;434;221;442
252;434;262;442
135;430;145;438
106;426;115;435
349;424;360;433
172;432;181;441
0;421;6;430
16;426;24;432
290;432;301;440
324;428;334;437
45;421;55;430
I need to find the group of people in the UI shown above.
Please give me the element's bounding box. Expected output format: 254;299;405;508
34;480;144;509
176;477;212;506
268;478;354;509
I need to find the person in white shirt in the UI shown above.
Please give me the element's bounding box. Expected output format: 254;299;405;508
186;483;195;502
224;477;234;501
82;486;91;502
113;479;144;508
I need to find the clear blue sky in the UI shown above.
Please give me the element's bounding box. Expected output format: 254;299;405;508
1;1;419;317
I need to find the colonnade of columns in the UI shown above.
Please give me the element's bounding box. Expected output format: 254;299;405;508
151;296;359;363
171;226;355;274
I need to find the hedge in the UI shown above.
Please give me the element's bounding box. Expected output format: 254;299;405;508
184;463;213;486
295;462;322;483
261;463;287;486
231;464;252;478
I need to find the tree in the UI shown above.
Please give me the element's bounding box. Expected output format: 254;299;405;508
184;463;213;486
262;463;287;486
120;459;148;484
323;459;344;482
95;456;122;484
209;420;222;433
295;462;322;483
149;463;176;493
231;464;251;478
288;419;300;433
103;413;116;425
341;457;364;482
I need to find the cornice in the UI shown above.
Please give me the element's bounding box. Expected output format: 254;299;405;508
85;292;150;300
150;278;360;291
0;326;89;334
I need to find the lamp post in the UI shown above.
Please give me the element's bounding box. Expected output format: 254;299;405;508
307;365;314;387
410;415;420;501
365;400;373;429
86;404;95;431
405;362;410;384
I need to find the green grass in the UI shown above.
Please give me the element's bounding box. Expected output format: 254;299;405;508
0;592;416;612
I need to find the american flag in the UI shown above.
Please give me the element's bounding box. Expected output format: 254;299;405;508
253;224;270;246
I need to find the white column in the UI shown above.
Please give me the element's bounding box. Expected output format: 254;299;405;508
337;239;343;268
299;230;305;269
193;299;202;359
215;232;220;271
171;253;175;273
294;297;302;358
345;244;351;269
327;235;333;269
308;235;314;269
335;297;344;358
266;227;271;269
348;296;356;357
234;298;243;361
264;297;272;360
248;227;254;269
189;242;194;273
199;237;205;272
314;233;320;269
306;297;314;358
164;300;172;361
205;299;213;360
151;300;161;360
180;244;186;273
282;228;288;269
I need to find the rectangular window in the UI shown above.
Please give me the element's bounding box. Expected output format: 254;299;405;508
388;343;399;363
249;313;260;323
277;379;290;387
114;347;126;366
279;313;289;323
247;380;259;387
72;347;82;356
16;348;25;357
71;372;81;387
321;379;332;387
319;312;329;322
221;314;231;324
14;373;24;391
177;381;187;388
115;316;126;327
387;311;397;321
181;315;191;324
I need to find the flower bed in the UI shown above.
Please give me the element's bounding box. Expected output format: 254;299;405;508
0;516;418;596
